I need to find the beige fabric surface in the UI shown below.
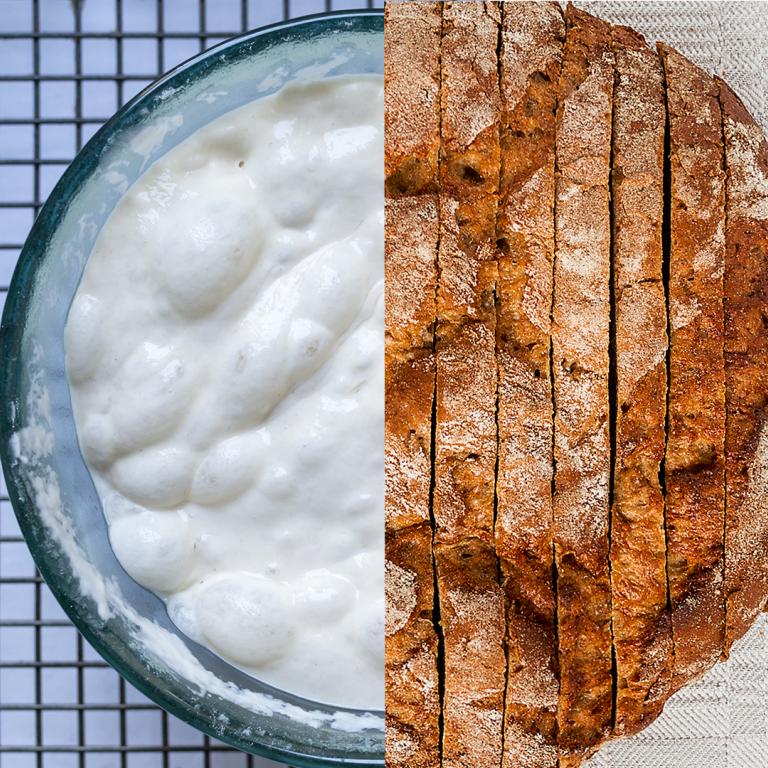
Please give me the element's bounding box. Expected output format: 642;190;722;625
578;2;768;766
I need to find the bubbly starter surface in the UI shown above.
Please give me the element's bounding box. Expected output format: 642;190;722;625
65;77;384;710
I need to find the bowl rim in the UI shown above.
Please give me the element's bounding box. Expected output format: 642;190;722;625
0;8;384;767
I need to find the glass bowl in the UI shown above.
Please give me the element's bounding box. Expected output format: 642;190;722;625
0;11;384;767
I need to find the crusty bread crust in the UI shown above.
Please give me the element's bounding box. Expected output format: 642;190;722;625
436;4;506;767
435;320;498;542
384;7;442;766
552;5;614;760
384;2;441;197
384;196;440;536
718;80;768;653
385;195;440;356
496;3;563;766
610;25;673;736
385;344;435;535
658;43;727;687
436;538;506;768
386;524;441;768
437;2;501;334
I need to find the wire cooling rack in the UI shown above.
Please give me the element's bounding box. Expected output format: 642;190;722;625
0;1;381;766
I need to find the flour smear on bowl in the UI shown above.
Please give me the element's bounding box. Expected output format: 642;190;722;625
64;76;384;710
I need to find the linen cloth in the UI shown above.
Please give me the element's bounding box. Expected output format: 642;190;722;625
577;2;768;766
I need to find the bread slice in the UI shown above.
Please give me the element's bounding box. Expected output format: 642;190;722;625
496;3;563;766
384;6;442;764
435;539;506;768
384;1;442;197
435;4;506;766
385;346;438;768
552;6;614;762
609;26;672;735
385;193;440;356
386;523;441;768
718;80;768;653
384;196;439;534
658;43;727;686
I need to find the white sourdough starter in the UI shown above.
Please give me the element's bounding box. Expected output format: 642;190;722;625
64;76;384;710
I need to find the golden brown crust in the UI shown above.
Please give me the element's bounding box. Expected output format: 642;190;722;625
435;320;498;541
435;0;501;547
658;42;727;687
496;3;563;766
385;524;441;768
610;25;673;736
436;539;506;768
384;1;442;197
437;2;501;331
385;195;439;354
385;346;435;533
384;8;442;765
384;195;439;535
718;79;768;652
552;4;614;759
435;5;506;766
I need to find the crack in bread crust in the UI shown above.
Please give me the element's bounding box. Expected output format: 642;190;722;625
658;42;727;688
495;3;564;767
609;24;673;737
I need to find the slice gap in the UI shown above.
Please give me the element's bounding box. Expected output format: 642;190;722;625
608;26;673;738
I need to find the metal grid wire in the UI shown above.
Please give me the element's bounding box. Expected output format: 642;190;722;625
0;1;381;766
